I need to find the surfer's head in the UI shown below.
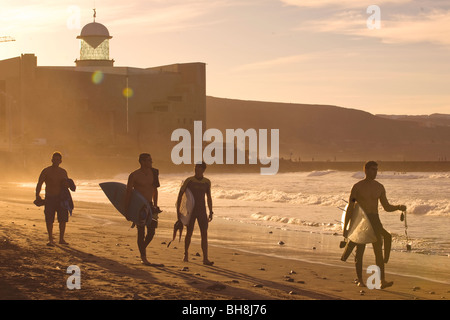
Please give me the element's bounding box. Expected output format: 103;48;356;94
195;161;206;178
139;153;153;167
364;161;378;180
51;152;62;167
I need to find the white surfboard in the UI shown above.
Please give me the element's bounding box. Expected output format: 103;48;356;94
179;188;195;226
341;203;377;244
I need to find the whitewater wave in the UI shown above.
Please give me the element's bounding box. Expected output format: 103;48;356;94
213;187;449;217
251;212;340;231
18;170;450;218
407;201;450;216
351;172;423;180
214;188;345;207
352;171;450;180
307;170;337;177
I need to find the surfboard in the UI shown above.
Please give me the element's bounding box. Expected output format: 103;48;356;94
99;182;152;226
341;203;377;244
179;187;195;226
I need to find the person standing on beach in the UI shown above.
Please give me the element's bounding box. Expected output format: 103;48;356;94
342;161;406;288
125;153;161;266
35;152;73;246
176;161;214;266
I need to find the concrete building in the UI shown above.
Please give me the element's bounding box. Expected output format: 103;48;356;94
0;19;206;164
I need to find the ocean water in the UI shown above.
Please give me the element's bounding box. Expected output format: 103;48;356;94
67;171;450;253
19;170;450;283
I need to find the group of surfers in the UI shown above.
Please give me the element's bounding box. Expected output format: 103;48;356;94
35;152;406;288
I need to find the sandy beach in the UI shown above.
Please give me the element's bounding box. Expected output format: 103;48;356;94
0;183;448;302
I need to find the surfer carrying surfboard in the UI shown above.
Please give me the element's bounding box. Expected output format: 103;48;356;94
125;153;161;266
176;161;214;266
343;161;406;289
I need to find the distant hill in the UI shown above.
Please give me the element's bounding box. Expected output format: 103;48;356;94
206;96;450;161
377;114;450;128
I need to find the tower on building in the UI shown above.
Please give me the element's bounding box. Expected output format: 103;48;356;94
75;9;114;67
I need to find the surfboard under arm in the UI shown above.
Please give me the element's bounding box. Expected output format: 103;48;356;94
342;203;377;244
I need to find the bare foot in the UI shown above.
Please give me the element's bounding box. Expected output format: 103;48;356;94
141;256;151;266
59;240;69;245
203;259;214;266
356;280;366;287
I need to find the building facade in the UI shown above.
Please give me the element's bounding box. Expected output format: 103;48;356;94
0;21;206;164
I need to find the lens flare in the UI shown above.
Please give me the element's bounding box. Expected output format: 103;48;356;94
91;71;104;84
123;87;134;98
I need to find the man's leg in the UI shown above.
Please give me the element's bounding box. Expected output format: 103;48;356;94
355;244;366;286
198;213;213;265
58;209;69;245
144;225;156;248
46;222;54;245
137;226;150;265
59;222;68;244
142;223;165;266
44;205;56;246
373;239;393;288
368;214;393;288
184;221;194;262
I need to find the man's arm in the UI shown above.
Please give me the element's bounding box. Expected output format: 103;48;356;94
343;186;356;237
380;186;406;212
125;173;134;218
206;181;213;222
152;168;160;207
35;169;46;199
152;188;158;207
176;179;190;221
176;191;182;221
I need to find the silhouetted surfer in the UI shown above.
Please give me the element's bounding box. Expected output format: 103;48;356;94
125;153;161;266
176;162;214;266
342;161;406;288
35;152;74;246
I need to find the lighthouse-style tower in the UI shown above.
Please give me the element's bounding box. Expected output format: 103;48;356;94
75;10;114;67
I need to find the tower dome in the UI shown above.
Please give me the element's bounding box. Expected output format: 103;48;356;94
79;22;111;38
75;13;114;67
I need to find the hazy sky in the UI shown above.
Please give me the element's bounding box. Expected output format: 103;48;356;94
1;0;449;115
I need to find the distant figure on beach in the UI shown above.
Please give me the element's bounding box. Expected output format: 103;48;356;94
176;161;214;266
342;161;406;288
35;152;75;246
125;153;161;266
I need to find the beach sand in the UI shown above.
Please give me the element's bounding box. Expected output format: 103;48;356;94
0;183;448;301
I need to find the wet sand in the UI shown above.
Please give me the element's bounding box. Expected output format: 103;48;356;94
0;184;448;301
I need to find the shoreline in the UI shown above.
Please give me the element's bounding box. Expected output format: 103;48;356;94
1;157;449;182
1;185;448;300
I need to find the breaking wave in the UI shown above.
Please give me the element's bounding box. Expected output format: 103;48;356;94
251;212;340;231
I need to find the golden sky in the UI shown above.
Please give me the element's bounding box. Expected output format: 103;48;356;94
1;0;449;115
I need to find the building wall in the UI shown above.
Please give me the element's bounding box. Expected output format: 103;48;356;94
0;54;206;161
0;54;36;151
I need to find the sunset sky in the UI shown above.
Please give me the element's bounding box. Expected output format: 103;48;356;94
1;0;449;115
